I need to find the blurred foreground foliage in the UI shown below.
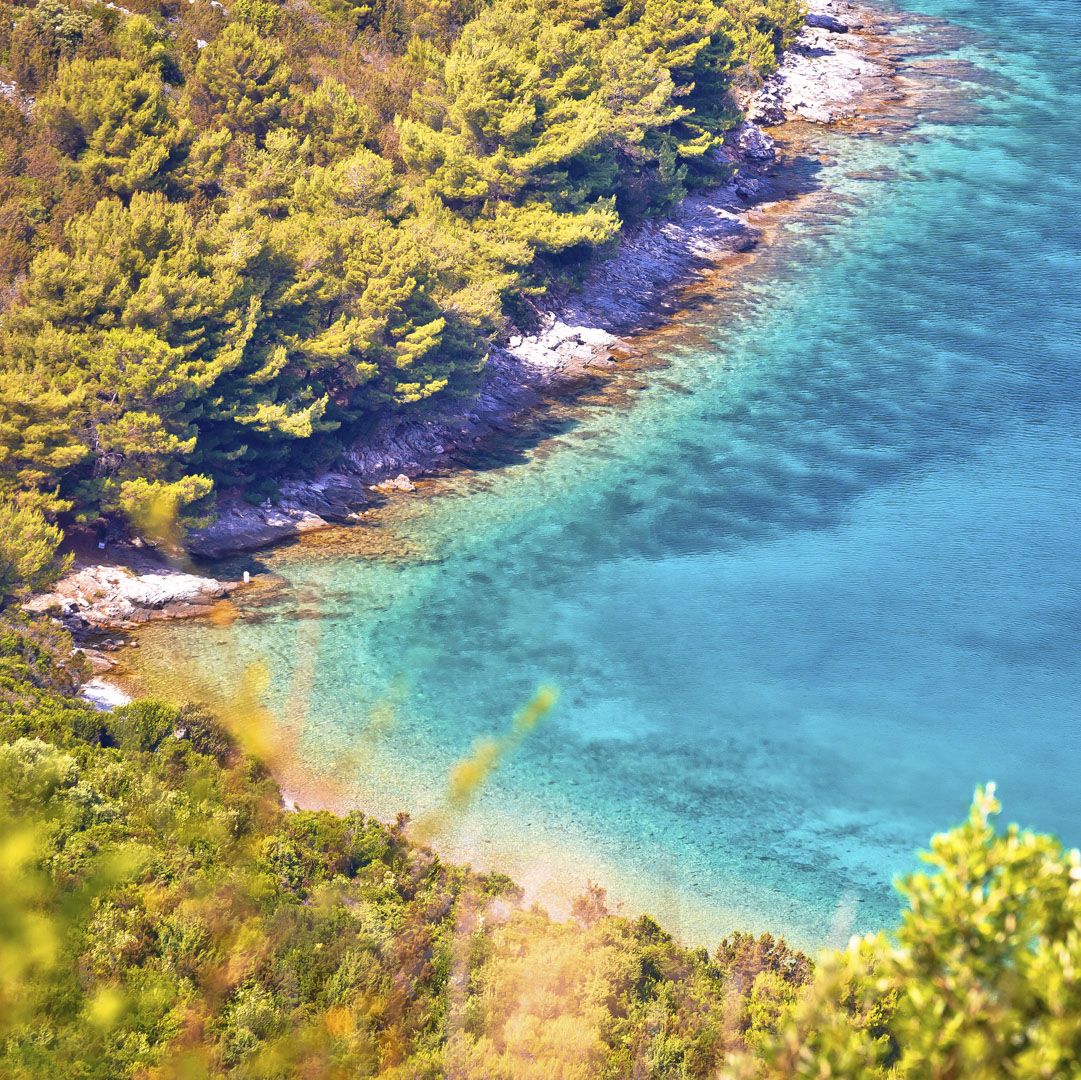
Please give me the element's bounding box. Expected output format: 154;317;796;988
2;612;1080;1077
0;612;813;1077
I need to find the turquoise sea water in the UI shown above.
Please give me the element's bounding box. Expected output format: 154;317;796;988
132;0;1081;947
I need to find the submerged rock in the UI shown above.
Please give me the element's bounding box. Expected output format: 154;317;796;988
81;648;118;674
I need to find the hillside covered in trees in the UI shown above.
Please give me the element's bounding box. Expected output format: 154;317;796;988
3;0;1080;1075
0;0;803;589
2;610;1080;1077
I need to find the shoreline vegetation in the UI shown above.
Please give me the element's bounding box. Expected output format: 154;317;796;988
19;0;903;644
6;0;1081;1073
12;0;930;956
3;611;1081;1076
1;0;815;592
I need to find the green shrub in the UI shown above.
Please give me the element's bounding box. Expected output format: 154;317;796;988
105;700;180;752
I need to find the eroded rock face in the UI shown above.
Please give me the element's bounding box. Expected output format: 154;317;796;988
24;565;237;632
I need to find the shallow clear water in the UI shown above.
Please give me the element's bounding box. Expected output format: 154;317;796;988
131;0;1081;947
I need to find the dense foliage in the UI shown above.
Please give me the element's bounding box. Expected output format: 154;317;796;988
0;612;815;1077
3;1;1078;1075
0;0;803;548
734;783;1081;1078
1;614;1080;1077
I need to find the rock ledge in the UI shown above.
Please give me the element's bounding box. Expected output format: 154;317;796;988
24;565;237;633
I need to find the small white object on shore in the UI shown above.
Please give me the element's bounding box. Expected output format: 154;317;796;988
80;678;132;711
243;570;251;584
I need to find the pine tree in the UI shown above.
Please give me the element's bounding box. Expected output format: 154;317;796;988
6;0;98;91
289;79;377;166
0;498;71;605
37;58;189;198
1;192;262;514
0;367;86;511
187;24;292;139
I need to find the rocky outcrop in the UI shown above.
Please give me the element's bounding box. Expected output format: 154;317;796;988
186;471;389;559
340;345;568;476
748;0;888;126
370;474;416;494
732;121;778;163
186;506;331;560
506;321;618;370
557;188;760;335
24;565;238;633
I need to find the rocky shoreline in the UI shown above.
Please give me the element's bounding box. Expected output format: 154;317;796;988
28;0;901;655
24;560;238;706
187;0;896;560
25;563;237;635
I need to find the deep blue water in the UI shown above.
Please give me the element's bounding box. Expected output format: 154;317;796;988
132;0;1081;947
